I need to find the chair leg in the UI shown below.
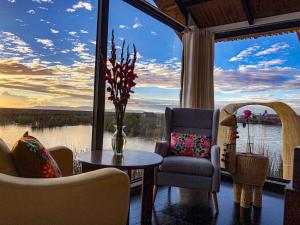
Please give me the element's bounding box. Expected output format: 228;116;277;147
153;185;158;204
212;192;219;214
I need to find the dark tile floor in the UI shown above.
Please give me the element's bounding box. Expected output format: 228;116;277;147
129;181;284;225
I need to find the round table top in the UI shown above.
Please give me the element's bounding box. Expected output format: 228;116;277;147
78;150;163;169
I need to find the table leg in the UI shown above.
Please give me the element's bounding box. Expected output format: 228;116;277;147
240;184;252;208
141;167;154;225
234;183;242;203
253;186;263;207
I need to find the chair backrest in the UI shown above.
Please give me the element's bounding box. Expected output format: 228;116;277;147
164;107;220;145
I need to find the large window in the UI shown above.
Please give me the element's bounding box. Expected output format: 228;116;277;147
214;33;300;178
104;0;182;154
0;0;97;153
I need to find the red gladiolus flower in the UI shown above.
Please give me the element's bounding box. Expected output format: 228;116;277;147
243;110;252;119
101;30;138;126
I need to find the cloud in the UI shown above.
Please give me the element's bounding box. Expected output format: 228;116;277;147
32;0;53;3
15;19;23;23
151;31;157;36
238;59;291;72
72;42;94;63
35;38;54;47
40;19;51;24
8;0;16;3
132;17;142;29
119;25;129;29
0;31;33;54
61;49;70;54
0;92;36;108
66;1;92;13
229;46;260;62
38;6;48;10
80;30;88;34
90;40;96;45
27;9;36;14
68;31;77;36
50;28;59;34
255;42;289;56
214;66;300;94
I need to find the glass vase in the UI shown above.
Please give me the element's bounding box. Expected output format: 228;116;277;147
111;125;127;156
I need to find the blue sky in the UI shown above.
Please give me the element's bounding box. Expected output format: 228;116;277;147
0;0;299;113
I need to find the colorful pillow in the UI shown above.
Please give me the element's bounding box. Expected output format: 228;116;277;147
170;132;212;159
11;132;62;178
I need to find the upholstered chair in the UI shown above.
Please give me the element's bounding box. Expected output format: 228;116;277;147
0;138;130;225
154;107;220;213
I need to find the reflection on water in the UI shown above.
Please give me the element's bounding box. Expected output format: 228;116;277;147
0;124;156;153
0;123;281;155
237;123;282;156
0;123;283;177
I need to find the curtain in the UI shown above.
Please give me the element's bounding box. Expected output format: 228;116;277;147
180;26;215;109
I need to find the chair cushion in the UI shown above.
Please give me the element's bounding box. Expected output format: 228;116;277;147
170;132;212;159
159;156;214;177
11;132;62;178
0;138;19;176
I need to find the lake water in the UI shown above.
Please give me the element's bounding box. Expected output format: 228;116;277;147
0;123;282;157
0;123;283;177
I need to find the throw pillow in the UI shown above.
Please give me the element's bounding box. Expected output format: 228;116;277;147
170;132;212;159
11;132;62;178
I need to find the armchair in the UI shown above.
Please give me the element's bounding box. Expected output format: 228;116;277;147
0;140;130;225
154;107;220;213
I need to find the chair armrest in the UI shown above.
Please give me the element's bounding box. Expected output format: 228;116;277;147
0;168;130;225
48;146;73;177
211;145;221;193
211;145;220;168
155;141;169;157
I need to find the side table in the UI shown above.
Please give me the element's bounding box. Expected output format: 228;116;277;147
233;153;269;208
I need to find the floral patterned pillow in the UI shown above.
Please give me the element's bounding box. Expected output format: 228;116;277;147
11;132;62;178
170;132;212;159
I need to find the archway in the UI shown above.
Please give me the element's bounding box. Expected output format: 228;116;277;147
217;102;300;180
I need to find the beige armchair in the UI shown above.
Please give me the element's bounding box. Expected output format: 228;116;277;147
0;142;130;225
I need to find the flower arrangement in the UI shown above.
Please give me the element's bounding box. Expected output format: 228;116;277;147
242;109;254;153
102;30;138;154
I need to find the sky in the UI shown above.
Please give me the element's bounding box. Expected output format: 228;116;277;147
0;0;299;114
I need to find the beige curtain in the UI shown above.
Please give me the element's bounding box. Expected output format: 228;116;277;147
180;26;215;109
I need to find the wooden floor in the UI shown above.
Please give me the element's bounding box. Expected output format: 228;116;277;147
129;181;284;225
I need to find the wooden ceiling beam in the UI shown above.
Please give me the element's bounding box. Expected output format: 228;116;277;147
240;0;254;25
174;0;188;24
180;0;210;7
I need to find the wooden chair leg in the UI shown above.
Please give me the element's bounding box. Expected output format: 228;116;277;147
153;185;158;204
212;192;219;214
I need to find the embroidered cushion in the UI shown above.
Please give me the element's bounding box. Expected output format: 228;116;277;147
11;132;62;178
170;132;212;159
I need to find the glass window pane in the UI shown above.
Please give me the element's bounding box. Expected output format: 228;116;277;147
107;0;182;179
0;0;98;154
214;33;300;178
